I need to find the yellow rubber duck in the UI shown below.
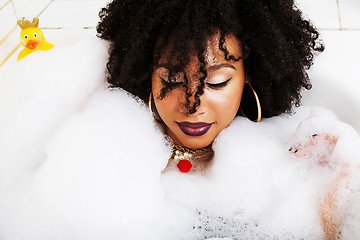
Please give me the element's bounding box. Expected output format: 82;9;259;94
17;17;54;60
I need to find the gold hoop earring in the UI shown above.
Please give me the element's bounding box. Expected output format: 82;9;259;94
240;81;262;122
148;93;154;116
148;93;162;122
247;81;261;122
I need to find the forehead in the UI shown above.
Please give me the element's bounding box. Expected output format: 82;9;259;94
205;34;242;65
155;33;243;71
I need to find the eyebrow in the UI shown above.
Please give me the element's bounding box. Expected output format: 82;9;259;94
155;63;172;70
207;63;236;71
154;63;236;72
154;63;180;71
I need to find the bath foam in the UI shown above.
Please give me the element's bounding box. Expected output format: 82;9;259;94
0;89;170;240
1;89;358;239
161;105;360;239
0;36;109;191
0;35;359;239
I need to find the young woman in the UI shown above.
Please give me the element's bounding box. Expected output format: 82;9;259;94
96;0;329;163
94;0;360;239
97;0;323;169
2;0;358;239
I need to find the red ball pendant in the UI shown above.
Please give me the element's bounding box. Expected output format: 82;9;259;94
177;159;192;173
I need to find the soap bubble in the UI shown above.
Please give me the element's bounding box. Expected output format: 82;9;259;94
0;34;359;240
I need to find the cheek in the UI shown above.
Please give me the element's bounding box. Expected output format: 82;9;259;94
207;85;243;123
154;94;177;117
151;77;178;121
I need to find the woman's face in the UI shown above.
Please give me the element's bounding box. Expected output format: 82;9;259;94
152;34;245;149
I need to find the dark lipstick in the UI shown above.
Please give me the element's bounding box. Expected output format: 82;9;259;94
177;122;212;136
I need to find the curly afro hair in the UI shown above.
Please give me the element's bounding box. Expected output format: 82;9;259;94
97;0;324;120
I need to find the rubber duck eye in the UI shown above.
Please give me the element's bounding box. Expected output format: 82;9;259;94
33;33;37;38
24;34;28;39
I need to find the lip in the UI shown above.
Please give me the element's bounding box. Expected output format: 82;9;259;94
177;121;213;136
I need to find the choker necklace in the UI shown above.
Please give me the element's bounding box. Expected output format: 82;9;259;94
170;144;214;173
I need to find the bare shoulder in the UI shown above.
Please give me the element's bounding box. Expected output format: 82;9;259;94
288;107;359;167
288;108;360;239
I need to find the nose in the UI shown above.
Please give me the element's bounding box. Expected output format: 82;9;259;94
176;71;207;115
178;91;206;116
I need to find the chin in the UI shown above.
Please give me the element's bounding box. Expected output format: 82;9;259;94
180;138;213;149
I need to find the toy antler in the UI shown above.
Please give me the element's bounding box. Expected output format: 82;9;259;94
17;17;39;29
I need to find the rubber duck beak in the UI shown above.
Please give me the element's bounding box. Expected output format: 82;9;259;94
25;40;41;49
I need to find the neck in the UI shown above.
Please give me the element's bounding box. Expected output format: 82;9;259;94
167;143;214;173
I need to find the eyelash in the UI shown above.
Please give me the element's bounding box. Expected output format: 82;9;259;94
160;76;232;89
160;77;184;86
206;78;232;89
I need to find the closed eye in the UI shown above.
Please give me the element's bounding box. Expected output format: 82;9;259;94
206;78;231;89
160;77;184;86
